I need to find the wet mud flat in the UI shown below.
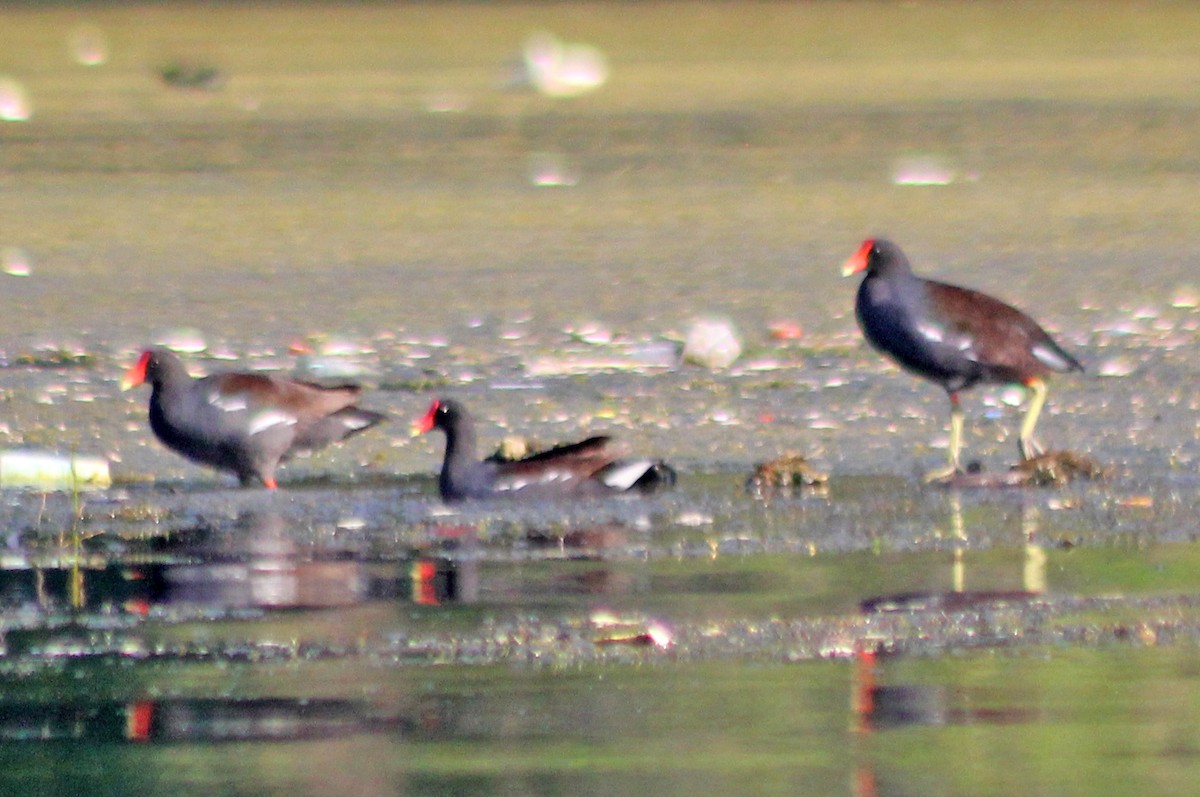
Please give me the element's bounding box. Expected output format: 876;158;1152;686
2;1;1200;794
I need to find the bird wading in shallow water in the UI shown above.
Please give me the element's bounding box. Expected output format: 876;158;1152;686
412;398;675;501
842;238;1083;482
122;347;386;488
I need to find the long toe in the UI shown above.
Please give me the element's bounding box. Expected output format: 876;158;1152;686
1018;436;1045;462
921;463;964;485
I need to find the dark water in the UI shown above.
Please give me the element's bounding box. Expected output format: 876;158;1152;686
3;2;1200;795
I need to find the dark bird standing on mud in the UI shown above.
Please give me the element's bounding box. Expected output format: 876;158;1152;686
842;238;1083;481
122;347;386;488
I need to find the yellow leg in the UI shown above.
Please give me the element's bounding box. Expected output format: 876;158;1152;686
1019;378;1048;461
923;393;965;484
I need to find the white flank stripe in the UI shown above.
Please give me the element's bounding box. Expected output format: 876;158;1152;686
248;410;297;436
209;392;248;412
915;321;944;344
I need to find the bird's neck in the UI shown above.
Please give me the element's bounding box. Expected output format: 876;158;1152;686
865;266;921;304
151;359;193;396
439;423;477;489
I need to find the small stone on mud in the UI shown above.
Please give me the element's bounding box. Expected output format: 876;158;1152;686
523;344;676;376
1097;357;1136;377
564;322;613;345
154;328;207;354
683;318;741;370
0;77;32;122
999;386;1025;407
768;321;803;341
518;31;609;99
2;247;31;277
891;153;957;186
1169;284;1199;309
527;151;579;187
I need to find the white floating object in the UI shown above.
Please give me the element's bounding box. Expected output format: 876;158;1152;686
891;154;955;186
69;24;109;66
675;511;713;527
683;317;742;369
154;328;207;354
522;31;608;98
0;77;32;122
1000;386;1026;407
423;91;468;113
1170;284;1199;309
565;321;613;345
1097;356;1136;377
2;247;31;276
296;355;371;380
0;450;111;491
523;351;674;377
527;151;579;187
316;336;372;357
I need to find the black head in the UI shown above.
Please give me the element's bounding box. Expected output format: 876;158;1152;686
841;238;913;279
120;347;186;390
413;398;469;435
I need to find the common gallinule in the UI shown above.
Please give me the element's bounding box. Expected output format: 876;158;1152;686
121;347;386;488
412;398;675;501
842;239;1083;482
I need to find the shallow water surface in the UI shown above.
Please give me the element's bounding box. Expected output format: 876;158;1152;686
2;1;1200;795
3;648;1200;797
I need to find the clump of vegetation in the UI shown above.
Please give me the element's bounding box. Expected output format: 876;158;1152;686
10;348;95;369
1015;450;1109;486
747;453;828;495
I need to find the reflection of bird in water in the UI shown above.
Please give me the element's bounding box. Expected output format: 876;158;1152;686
164;511;366;610
852;647;947;734
125;697;405;744
409;555;479;607
852;645;1034;739
525;524;631;557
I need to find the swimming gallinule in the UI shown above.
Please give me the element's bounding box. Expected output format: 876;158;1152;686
842;239;1083;482
121;347;386;488
413;398;675;501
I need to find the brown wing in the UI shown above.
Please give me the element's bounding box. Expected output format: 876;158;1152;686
925;281;1080;378
517;436;613;463
498;436;616;481
212;373;362;420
